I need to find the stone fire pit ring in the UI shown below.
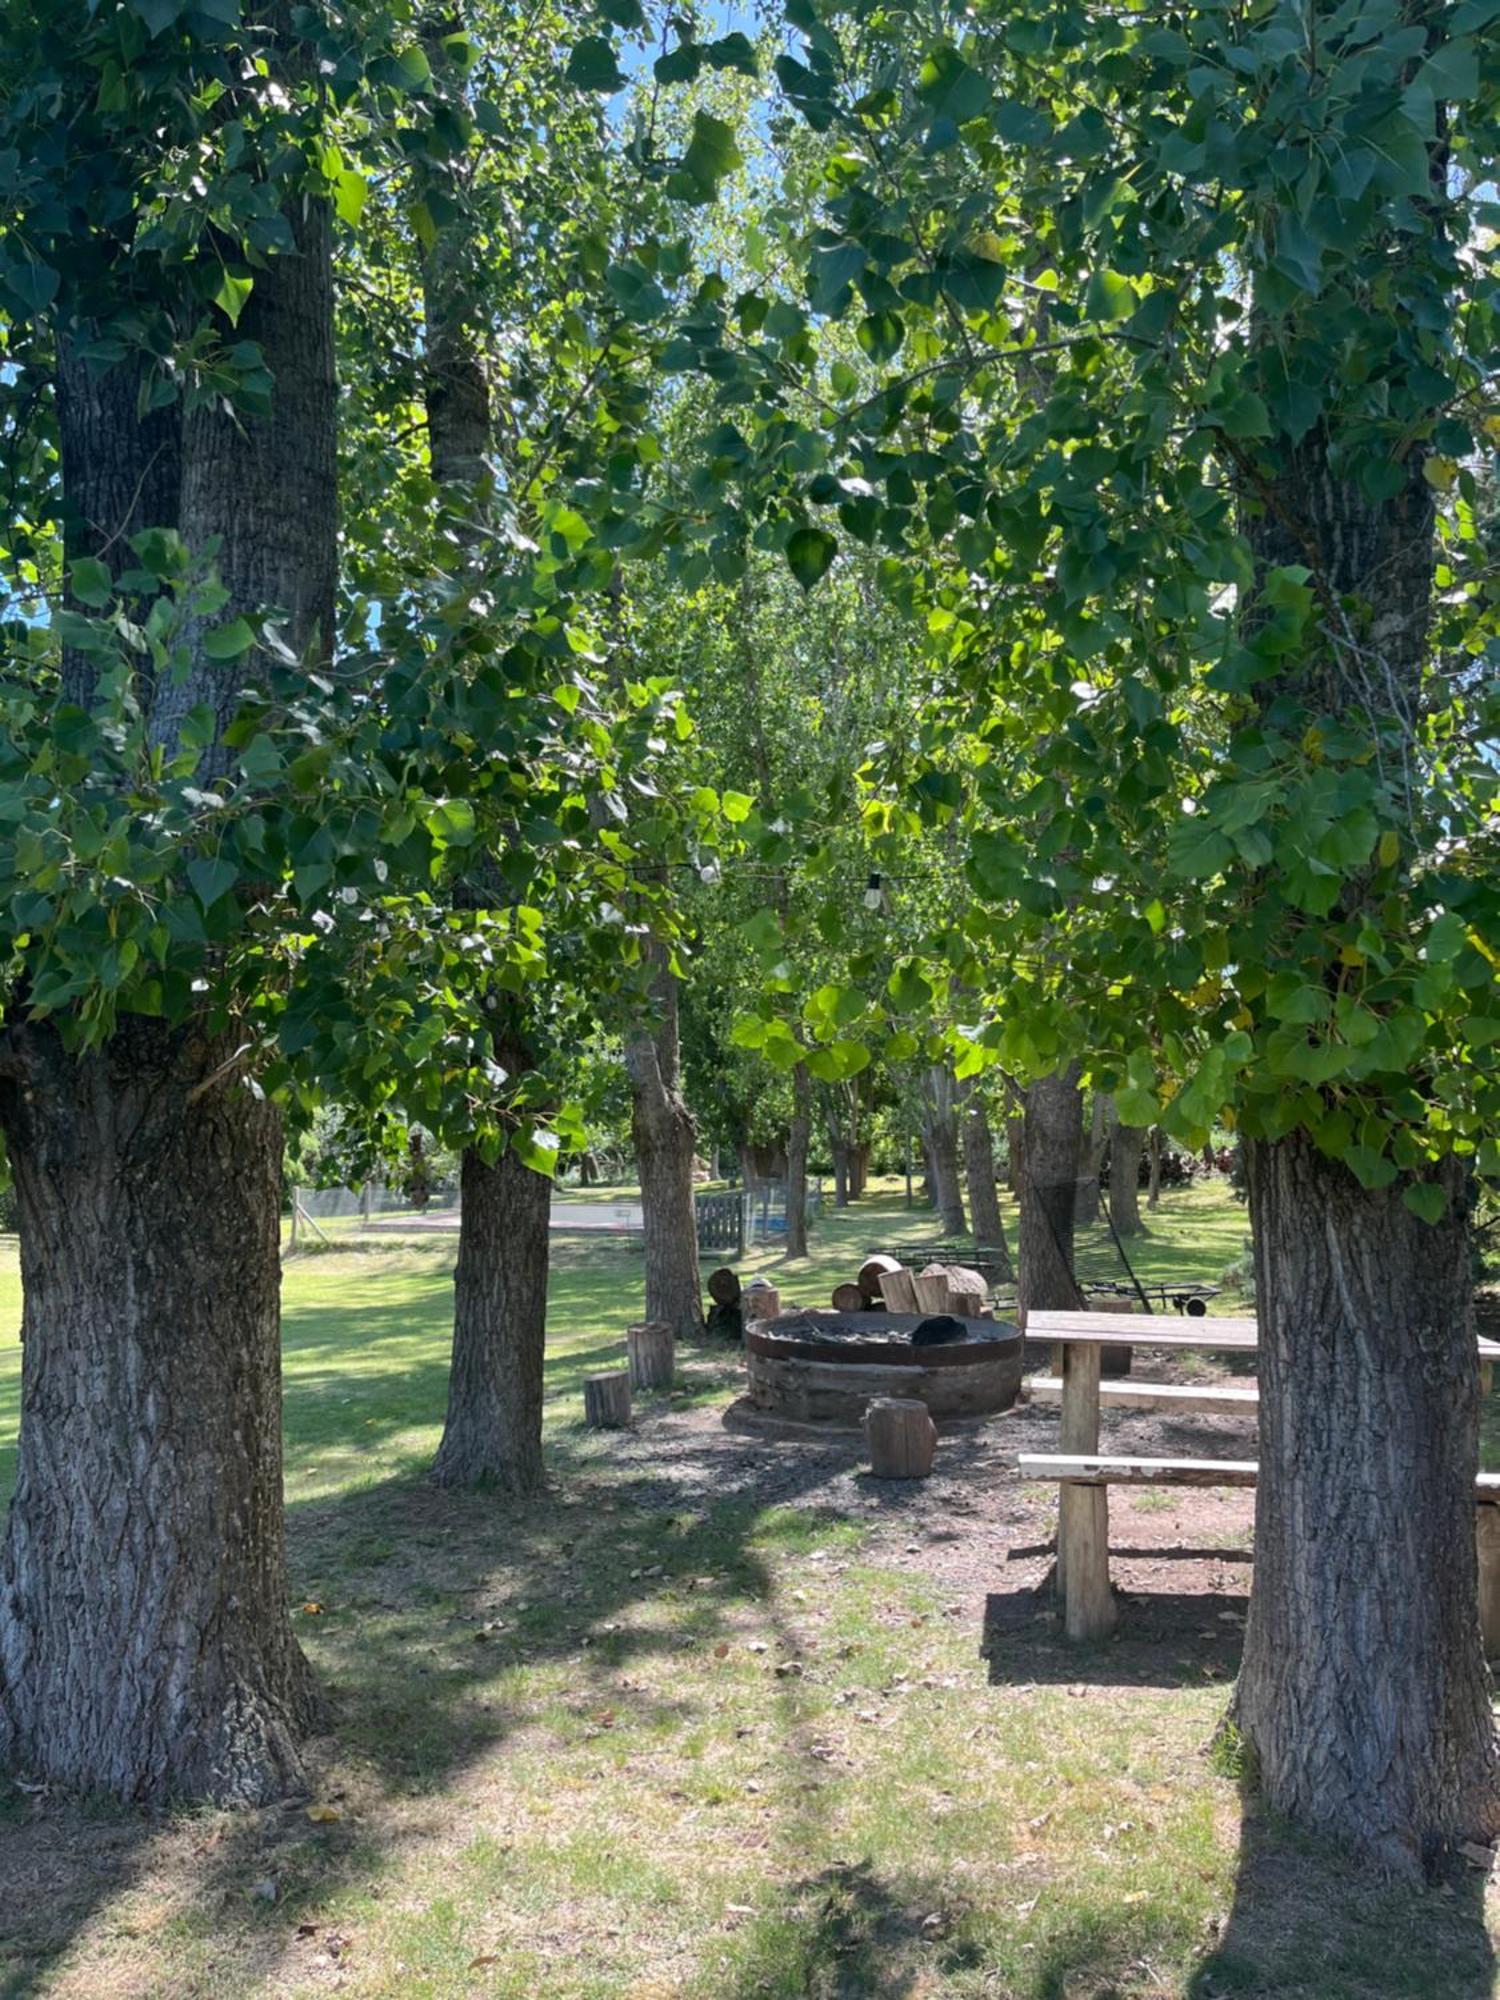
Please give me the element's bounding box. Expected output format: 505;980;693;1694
745;1310;1023;1428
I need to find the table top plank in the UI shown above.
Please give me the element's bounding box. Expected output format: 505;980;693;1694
1026;1310;1257;1350
1028;1309;1500;1362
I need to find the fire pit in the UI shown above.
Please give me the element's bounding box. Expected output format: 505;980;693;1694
745;1309;1023;1428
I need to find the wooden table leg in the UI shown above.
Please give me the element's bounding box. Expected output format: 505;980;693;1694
1057;1342;1116;1641
1478;1502;1500;1660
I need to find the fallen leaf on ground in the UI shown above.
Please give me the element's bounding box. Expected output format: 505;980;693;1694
306;1803;341;1824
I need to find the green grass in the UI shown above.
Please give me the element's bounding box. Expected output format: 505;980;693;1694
0;1178;1496;1998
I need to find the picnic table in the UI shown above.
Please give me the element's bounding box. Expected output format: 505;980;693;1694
1021;1309;1500;1644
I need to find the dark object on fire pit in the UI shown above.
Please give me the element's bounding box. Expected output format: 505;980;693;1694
911;1314;966;1348
746;1309;1022;1427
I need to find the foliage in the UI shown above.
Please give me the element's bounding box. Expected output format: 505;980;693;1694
591;0;1500;1221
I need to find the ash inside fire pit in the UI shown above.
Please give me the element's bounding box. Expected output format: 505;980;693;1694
745;1309;1023;1428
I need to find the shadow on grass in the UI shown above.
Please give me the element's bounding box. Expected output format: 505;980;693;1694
982;1571;1248;1690
1187;1801;1495;2000
0;1413;861;1997
702;1857;986;2000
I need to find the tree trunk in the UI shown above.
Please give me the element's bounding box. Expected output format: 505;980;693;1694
825;1095;851;1208
1109;1123;1148;1238
1233;1135;1498;1871
1019;1067;1084;1316
784;1061;811;1258
55;343;181;709
0;1021;321;1803
921;1064;967;1236
962;1089;1014;1282
626;963;704;1343
161;197;337;767
431;1143;550;1491
1072;1093;1111;1227
1006;1115;1024;1195
0;156;335;1804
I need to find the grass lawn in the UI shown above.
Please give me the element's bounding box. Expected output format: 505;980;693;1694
0;1177;1496;1998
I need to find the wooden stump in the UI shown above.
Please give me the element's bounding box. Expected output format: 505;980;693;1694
913;1264;953;1314
942;1265;986;1310
1478;1502;1500;1660
742;1280;781;1328
831;1282;867;1314
583;1372;632;1429
880;1266;919;1313
626;1321;674;1391
857;1254;903;1303
863;1397;937;1479
707;1266;742;1308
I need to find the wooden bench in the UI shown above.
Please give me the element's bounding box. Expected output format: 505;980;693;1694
1019;1453;1500;1654
1026;1378;1259;1417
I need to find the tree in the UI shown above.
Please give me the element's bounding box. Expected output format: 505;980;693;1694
1018;1070;1084;1317
0;0;341;1801
624;0;1500;1866
919;1061;966;1233
1108;1122;1148;1240
961;1081;1014;1278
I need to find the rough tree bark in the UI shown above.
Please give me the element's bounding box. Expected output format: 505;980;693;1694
1227;245;1500;1849
962;1086;1014;1282
626;961;704;1343
0;1023;323;1802
431;1141;551;1491
920;1063;967;1236
1072;1093;1111;1227
1018;1066;1085;1317
1109;1122;1148;1238
0;180;336;1805
784;1061;811;1259
1234;1138;1497;1870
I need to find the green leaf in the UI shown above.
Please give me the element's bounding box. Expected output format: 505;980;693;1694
213;271;253;326
203;616;256;660
681;111;743;197
1084;267;1136;322
1425;912;1467;962
721;790;753;823
70;557;113;607
917;45;990;123
857;311;905;364
187;856;238;908
1402;1182;1448;1224
425;798;477;846
334;169;369;227
511;1125;562;1178
597;0;643;24
567;34;626;90
806;1038;871;1083
786;527;837;591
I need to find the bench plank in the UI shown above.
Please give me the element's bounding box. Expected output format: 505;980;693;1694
1019;1452;1259;1487
1027;1377;1259;1416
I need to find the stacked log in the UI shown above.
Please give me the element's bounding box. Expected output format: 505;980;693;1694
857;1254;903;1303
880;1266;919;1312
704;1266;744;1343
